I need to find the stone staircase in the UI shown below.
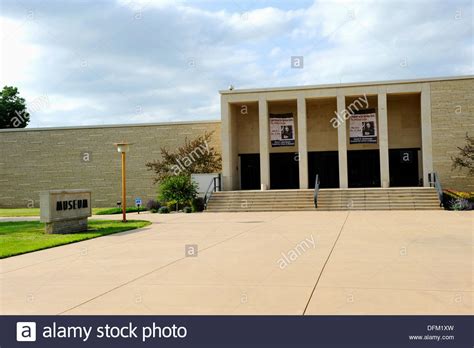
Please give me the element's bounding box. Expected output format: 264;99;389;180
205;187;442;212
206;189;315;212
317;187;442;211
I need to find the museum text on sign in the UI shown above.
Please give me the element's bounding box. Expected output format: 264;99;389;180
40;189;92;234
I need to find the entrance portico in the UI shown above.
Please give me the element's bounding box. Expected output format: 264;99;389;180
220;78;435;191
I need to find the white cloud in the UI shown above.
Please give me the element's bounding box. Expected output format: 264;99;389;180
45;94;104;112
0;16;42;88
0;0;471;127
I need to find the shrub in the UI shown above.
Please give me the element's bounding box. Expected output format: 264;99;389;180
443;189;474;210
183;206;192;213
444;189;474;202
166;200;179;212
158;206;170;214
158;175;198;208
450;198;470;211
146;199;161;213
191;197;205;212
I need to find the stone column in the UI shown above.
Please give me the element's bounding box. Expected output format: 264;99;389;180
337;93;348;188
259;96;270;189
378;90;390;187
297;96;308;189
221;98;233;191
421;84;433;187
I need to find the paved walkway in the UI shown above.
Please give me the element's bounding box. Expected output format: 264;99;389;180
0;211;472;315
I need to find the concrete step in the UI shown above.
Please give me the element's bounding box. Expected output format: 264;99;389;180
206;188;442;212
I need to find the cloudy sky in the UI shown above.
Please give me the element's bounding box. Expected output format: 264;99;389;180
0;0;472;127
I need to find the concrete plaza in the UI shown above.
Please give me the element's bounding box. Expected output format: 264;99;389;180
0;210;472;315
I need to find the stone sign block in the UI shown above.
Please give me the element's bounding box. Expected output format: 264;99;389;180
40;190;92;234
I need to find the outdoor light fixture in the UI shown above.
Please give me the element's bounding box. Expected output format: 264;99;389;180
114;142;132;222
115;143;130;153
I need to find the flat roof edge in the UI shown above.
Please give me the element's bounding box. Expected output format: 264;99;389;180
219;75;474;95
0;119;221;133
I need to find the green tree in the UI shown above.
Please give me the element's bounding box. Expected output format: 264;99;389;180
158;175;198;208
0;86;30;128
451;133;473;176
146;131;221;183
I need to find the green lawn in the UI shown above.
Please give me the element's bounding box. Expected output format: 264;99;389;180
94;206;147;215
0;207;142;217
0;219;151;258
0;208;41;217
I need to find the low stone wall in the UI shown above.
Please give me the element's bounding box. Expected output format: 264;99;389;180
0;121;221;208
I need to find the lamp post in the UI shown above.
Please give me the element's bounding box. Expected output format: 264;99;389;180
114;142;131;222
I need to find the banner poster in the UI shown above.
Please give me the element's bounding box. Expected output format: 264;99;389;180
270;113;295;147
349;113;377;144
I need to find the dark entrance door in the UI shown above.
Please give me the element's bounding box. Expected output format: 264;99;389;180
308;151;339;188
348;150;381;187
240;154;260;190
389;148;420;187
270;152;299;189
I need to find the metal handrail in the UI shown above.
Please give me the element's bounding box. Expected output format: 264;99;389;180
429;172;443;207
203;175;220;209
313;174;320;208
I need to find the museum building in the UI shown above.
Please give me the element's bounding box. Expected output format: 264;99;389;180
219;76;473;192
0;75;472;209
